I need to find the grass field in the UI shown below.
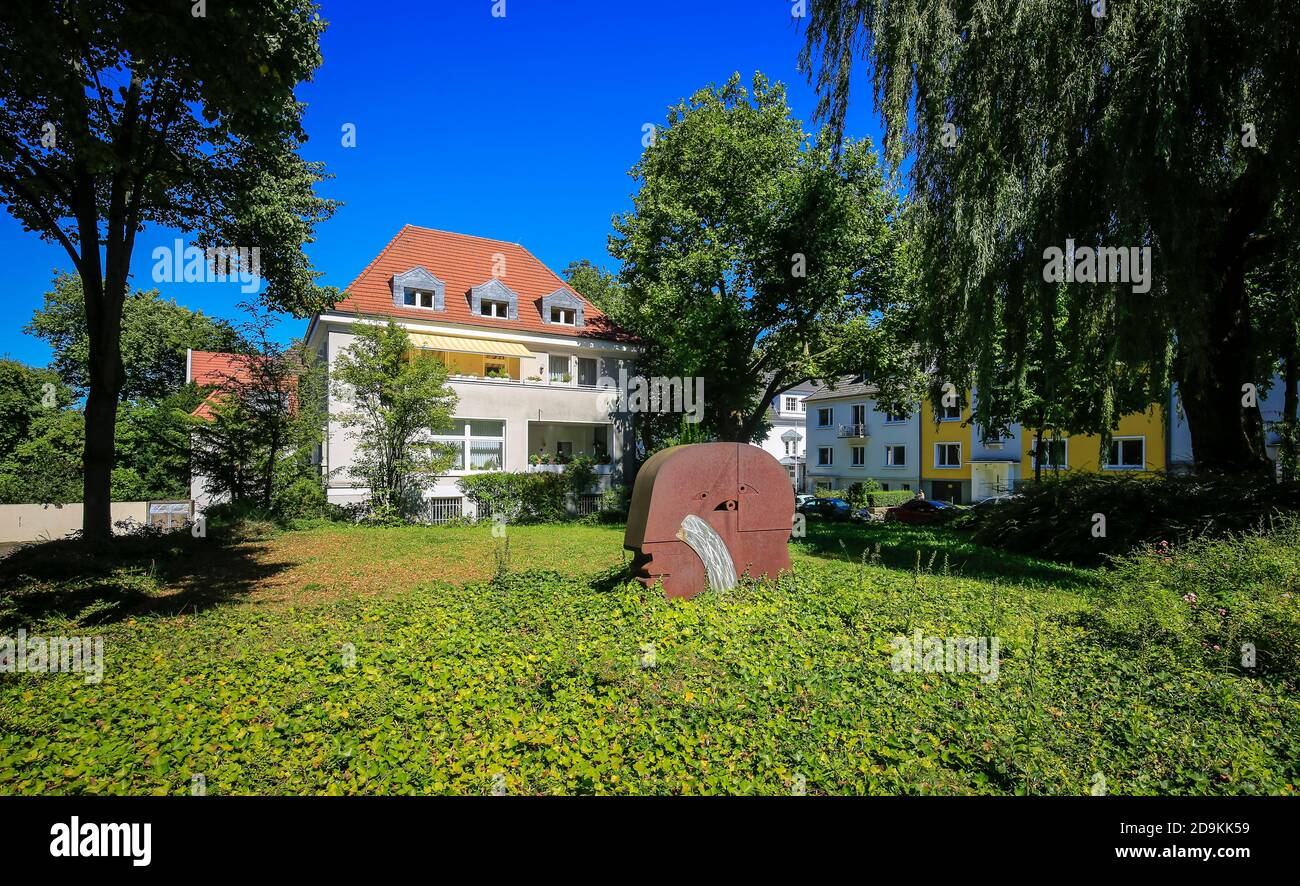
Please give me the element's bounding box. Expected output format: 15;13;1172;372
1;519;1296;795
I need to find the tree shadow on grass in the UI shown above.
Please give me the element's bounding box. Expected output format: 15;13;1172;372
794;519;1098;590
0;528;297;631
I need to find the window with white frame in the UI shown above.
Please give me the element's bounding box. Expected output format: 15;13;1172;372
817;447;833;466
851;445;865;466
1105;436;1145;469
432;418;505;472
548;355;571;383
935;442;961;468
481;299;510;318
1031;438;1068;469
550;307;576;325
885;409;909;423
403;289;436;309
939;402;961;421
576;357;598;387
885;444;907;466
817;406;833;427
851;404;866;427
783;396;804;413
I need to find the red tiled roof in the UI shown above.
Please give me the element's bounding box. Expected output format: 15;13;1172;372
334;225;632;342
187;350;295;421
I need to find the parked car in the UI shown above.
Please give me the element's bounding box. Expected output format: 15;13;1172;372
803;497;854;521
972;494;1018;512
883;498;962;525
795;493;817;511
851;506;883;523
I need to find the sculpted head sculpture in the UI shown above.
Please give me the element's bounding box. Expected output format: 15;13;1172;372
623;442;795;599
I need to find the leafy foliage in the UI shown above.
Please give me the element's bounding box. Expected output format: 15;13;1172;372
610;72;914;444
456;472;568;524
970;473;1300;565
798;0;1300;472
1;520;1297;794
23;273;244;402
331;322;458;521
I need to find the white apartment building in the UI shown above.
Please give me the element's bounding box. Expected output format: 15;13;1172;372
802;377;924;495
194;225;640;519
752;381;817;489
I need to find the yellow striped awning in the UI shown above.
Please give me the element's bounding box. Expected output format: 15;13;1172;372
409;334;532;357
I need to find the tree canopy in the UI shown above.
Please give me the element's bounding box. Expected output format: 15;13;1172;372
799;0;1300;472
0;0;339;536
609;72;910;444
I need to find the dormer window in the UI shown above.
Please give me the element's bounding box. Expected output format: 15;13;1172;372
480;299;511;318
404;289;436;309
541;287;585;328
391;267;446;312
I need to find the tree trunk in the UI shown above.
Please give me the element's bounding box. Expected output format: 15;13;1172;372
81;274;125;541
1177;265;1271;475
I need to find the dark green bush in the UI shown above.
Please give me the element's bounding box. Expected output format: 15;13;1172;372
970;472;1300;565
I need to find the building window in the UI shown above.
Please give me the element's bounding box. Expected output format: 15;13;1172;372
880;483;889;491
885;444;907;466
481;299;510;318
1031;438;1068;469
433;418;505;472
817;447;833;466
548;355;571;384
785;438;799;456
902;483;910;491
550;307;576;325
885;409;909;423
817;407;833;428
576;357;598;387
1105;436;1145;469
783;396;804;413
814;480;832;493
939;402;961;421
935;442;961;468
851;446;865;466
403;289;436;309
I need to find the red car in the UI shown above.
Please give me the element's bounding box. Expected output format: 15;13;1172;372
884;498;961;524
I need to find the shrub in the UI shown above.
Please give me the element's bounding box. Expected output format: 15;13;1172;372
868;490;915;509
1090;516;1300;681
272;476;328;521
457;471;567;523
969;472;1300;565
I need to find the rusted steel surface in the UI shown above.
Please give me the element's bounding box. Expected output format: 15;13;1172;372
624;442;794;599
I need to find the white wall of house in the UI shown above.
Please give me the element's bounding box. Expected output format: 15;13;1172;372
804;395;923;493
753;387;812;489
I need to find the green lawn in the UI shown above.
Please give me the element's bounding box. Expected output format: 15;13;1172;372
0;519;1296;795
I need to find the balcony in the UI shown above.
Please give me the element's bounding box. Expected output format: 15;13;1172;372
837;423;868;439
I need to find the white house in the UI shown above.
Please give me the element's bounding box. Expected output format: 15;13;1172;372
191;225;640;519
803;377;924;495
752;381;817;490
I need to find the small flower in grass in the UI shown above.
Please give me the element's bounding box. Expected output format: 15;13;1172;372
1212;644;1220;651
1182;592;1197;604
1217;607;1227;617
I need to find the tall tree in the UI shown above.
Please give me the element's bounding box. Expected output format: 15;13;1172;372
609;72;910;443
25;272;244;402
188;304;323;512
799;0;1300;473
331;321;458;521
0;1;339;538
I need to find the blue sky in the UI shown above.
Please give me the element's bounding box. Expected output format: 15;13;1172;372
0;0;885;366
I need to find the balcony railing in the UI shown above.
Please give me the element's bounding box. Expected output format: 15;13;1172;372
837;423;868;439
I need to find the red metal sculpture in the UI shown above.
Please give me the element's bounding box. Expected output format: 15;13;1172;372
624;442;794;599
